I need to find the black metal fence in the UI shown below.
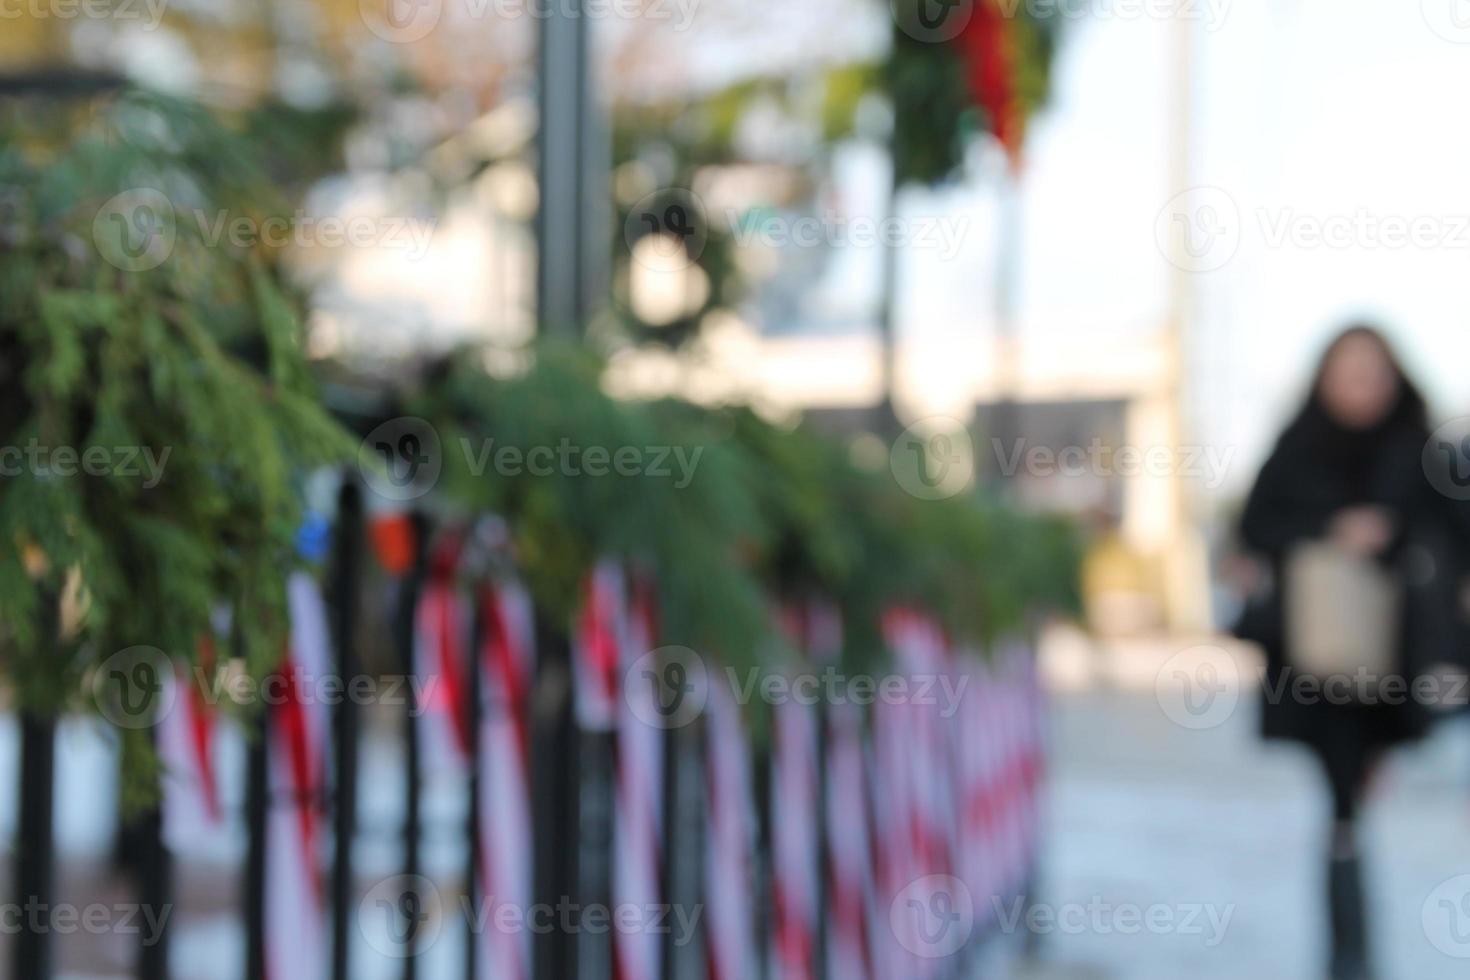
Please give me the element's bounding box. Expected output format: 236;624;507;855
6;475;1047;980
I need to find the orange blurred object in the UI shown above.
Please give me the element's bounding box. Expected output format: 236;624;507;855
369;513;417;575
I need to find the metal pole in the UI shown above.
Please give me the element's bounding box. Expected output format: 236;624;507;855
663;720;707;980
330;478;364;980
535;0;608;337
531;614;578;980
14;710;56;980
14;591;59;980
873;159;903;437
244;693;268;980
990;164;1023;487
400;511;431;980
138;731;172;979
576;730;614;980
1160;0;1210;631
659;724;681;980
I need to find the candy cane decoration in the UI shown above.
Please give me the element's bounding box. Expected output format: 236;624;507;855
868;672;915;979
790;600;873;980
415;538;474;779
265;572;332;980
769;601;831;980
878;608;959;978
1017;647;1046;878
886;610;957;876
706;679;757;980
158;635;223;851
957;653;1004;933
999;642;1045;893
825;702;871;980
477;577;537;980
614;572;664;980
576;561;625;732
770;696;819;980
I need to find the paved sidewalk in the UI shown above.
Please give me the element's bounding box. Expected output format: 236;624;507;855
1015;635;1470;980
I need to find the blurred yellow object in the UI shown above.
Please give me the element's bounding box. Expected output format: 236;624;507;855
0;16;63;67
21;541;49;579
1081;531;1164;636
60;565;89;642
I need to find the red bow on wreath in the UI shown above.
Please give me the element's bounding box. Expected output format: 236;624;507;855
955;0;1023;168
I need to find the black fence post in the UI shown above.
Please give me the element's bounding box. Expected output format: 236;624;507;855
14;710;56;980
137;737;172;979
244;701;268;980
576;726;614;980
661;720;706;980
531;615;578;980
330;478;364;980
399;510;431;980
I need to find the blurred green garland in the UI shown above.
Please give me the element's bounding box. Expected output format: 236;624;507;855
0;90;351;729
414;346;1083;691
0;84;1081;763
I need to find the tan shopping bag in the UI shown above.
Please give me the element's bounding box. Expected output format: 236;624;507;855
1285;541;1400;681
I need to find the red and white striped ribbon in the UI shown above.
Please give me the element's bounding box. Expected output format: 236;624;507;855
1021;649;1046;873
770;697;819;980
575;561;626;732
614;572;664;980
824;703;871;980
477;577;537;980
868;673;915;979
1001;643;1045;889
705;678;757;980
769;599;833;980
414;539;474;779
158;635;223;851
877;608;958;978
265;572;332;980
957;655;1000;929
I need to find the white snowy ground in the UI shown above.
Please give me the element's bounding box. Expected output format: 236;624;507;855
999;633;1470;980
5;633;1470;979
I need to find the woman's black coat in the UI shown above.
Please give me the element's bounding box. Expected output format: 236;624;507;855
1234;419;1465;751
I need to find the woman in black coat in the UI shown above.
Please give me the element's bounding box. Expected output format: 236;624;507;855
1235;325;1453;980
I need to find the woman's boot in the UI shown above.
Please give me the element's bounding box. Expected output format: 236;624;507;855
1328;853;1372;980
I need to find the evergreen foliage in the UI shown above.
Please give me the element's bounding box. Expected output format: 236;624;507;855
415;345;1083;688
0;90;351;717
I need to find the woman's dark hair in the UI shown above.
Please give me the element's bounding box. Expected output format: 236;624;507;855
1292;323;1429;436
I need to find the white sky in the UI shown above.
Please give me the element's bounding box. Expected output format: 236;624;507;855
235;0;1470;493
1015;0;1470;491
